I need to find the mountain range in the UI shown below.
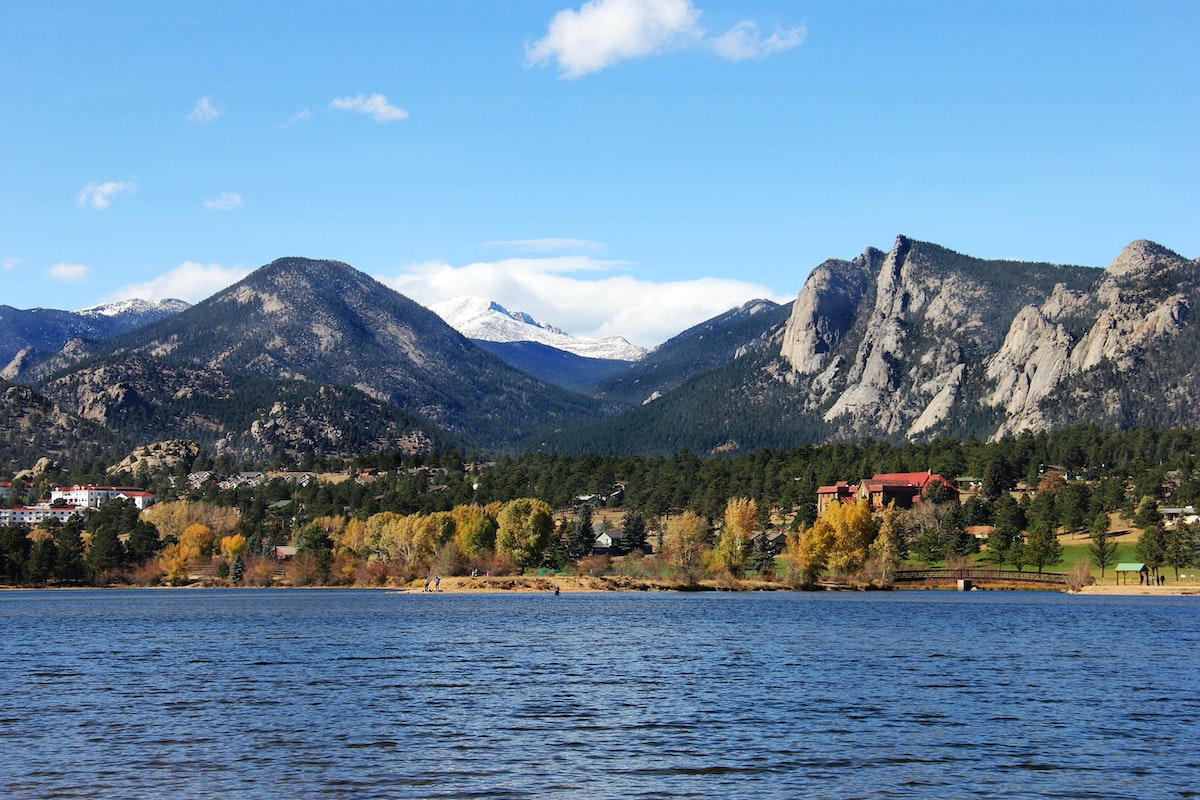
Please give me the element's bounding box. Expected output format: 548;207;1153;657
429;296;645;391
0;298;188;380
2;236;1198;471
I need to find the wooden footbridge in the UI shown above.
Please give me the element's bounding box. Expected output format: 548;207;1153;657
894;568;1068;587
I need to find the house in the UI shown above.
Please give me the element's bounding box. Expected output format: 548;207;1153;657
593;527;623;555
816;481;857;514
1161;506;1198;528
751;530;788;555
115;490;158;510
859;472;957;511
817;472;958;514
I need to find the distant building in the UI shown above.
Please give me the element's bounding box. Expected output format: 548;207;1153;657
815;481;856;515
50;484;156;510
817;471;958;514
0;505;84;526
593;527;623;555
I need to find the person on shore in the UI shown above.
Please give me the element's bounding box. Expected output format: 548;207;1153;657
434;575;441;592
423;577;430;592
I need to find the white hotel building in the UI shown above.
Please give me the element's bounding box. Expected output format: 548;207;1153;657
49;485;157;510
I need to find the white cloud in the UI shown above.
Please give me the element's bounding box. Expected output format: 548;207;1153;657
482;238;606;253
527;0;703;78
376;255;789;348
2;257;23;271
711;21;806;61
330;93;409;123
77;180;136;210
47;262;90;282
186;95;221;124
103;261;251;304
279;108;313;129
204;192;244;211
527;0;804;76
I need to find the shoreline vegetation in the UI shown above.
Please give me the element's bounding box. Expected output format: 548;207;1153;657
6;427;1200;596
7;572;1198;596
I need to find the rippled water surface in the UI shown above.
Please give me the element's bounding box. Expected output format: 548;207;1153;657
1;589;1197;799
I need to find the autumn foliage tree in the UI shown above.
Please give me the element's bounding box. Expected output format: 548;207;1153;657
665;510;709;584
495;498;553;571
160;523;215;584
785;499;874;586
825;499;875;577
715;497;756;577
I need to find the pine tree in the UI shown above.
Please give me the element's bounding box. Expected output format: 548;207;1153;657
1024;520;1062;574
748;530;777;576
622;510;648;554
566;504;595;560
1087;512;1118;578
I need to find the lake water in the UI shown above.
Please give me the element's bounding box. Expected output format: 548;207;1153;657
0;589;1196;799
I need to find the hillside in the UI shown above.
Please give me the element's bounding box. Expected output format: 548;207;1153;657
0;379;128;475
588;299;791;410
8;239;1200;464
547;237;1200;455
0;298;187;377
26;258;599;456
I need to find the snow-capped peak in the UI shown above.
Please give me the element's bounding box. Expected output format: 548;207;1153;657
430;296;646;362
76;298;190;319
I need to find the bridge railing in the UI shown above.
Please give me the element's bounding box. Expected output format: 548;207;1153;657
894;568;1067;585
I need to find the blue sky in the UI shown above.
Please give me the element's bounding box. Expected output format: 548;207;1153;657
2;1;1197;347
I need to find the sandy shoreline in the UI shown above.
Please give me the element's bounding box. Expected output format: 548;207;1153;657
1072;583;1200;596
400;575;1200;596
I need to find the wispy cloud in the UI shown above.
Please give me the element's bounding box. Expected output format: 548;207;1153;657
377;255;789;348
186;95;221;124
2;257;23;271
76;181;136;210
279;108;313;129
527;0;804;77
710;21;806;61
47;262;90;282
330;93;408;123
482;238;607;253
204;192;244;211
103;261;251;304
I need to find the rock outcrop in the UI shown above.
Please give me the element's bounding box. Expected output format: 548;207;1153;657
778;236;1199;442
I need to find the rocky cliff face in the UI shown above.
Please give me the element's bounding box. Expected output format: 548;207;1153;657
778;236;1199;442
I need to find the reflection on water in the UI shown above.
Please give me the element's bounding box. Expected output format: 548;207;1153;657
1;590;1196;799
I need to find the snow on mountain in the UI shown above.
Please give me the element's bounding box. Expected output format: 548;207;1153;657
430;296;646;362
76;298;191;320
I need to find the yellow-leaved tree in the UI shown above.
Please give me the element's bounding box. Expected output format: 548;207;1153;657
338;517;370;555
220;534;247;559
869;504;906;585
715;497;757;577
666;510;710;584
784;522;831;588
826;499;875;577
450;504;498;557
159;523;215;584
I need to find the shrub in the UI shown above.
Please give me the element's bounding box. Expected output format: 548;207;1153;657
242;556;279;587
1066;559;1095;592
575;554;610;577
283;554;319;586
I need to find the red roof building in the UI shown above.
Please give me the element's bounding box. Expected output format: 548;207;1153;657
817;471;958;514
